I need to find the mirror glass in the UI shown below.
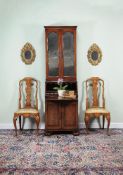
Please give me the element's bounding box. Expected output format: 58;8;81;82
48;32;59;76
91;51;98;61
24;50;31;60
63;32;74;76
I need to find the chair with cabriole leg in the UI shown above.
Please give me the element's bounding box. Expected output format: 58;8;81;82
13;77;40;136
84;77;110;135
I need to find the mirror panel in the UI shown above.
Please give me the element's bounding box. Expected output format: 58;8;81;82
87;43;102;66
25;50;31;60
21;43;36;65
48;32;59;76
91;51;98;61
63;32;74;76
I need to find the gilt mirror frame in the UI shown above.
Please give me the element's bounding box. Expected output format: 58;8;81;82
87;43;102;66
21;42;36;65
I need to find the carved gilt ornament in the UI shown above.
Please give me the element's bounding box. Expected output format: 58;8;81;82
21;42;36;64
87;43;102;66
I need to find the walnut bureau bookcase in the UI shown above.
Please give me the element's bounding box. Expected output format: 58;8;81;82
44;26;79;135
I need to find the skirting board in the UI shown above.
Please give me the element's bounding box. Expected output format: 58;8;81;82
0;122;123;129
79;122;123;129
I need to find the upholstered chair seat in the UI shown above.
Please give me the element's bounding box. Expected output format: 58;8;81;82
86;107;109;114
15;108;39;114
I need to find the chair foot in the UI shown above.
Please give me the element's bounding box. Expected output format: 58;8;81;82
86;130;90;135
107;129;110;136
36;129;40;136
14;132;17;136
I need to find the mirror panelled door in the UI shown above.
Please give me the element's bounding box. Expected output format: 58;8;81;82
45;26;77;81
63;31;75;77
47;30;59;77
87;43;102;66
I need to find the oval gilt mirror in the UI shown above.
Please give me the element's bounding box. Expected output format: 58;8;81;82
87;43;102;66
21;42;36;64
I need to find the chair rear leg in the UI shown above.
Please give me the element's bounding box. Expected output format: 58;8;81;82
21;117;25;130
102;115;105;129
97;117;101;129
19;116;22;130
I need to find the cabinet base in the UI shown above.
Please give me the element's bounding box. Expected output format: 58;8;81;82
45;129;79;136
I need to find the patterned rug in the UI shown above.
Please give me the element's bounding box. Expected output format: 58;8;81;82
0;129;123;175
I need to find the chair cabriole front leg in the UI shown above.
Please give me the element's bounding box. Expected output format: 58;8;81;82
106;113;110;136
13;113;18;136
85;114;90;134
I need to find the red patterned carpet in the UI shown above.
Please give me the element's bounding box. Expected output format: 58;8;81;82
0;129;123;175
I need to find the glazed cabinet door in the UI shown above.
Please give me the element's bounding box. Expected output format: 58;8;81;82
62;101;78;130
45;101;61;130
62;29;76;80
45;26;77;81
45;30;60;80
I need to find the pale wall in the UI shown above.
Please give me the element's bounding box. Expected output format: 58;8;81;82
0;0;123;129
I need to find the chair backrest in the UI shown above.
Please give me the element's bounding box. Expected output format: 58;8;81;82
85;77;105;109
19;77;38;109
